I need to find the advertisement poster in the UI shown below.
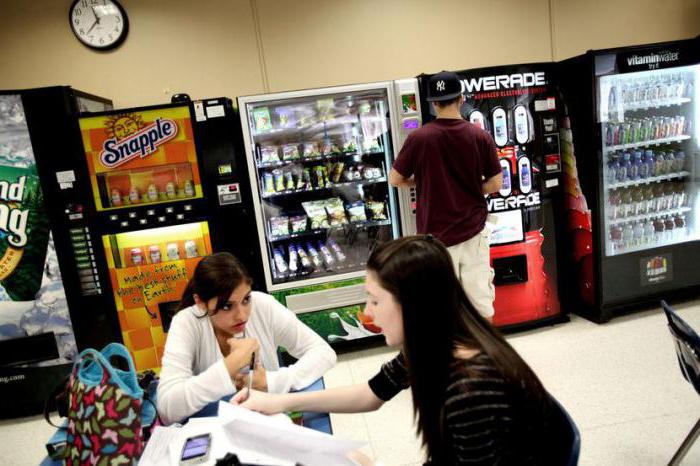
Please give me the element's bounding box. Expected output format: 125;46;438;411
0;95;76;366
103;222;212;371
79;106;203;211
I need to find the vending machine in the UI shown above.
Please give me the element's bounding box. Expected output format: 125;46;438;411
558;37;700;322
395;63;565;329
0;86;112;417
237;83;402;345
35;98;263;372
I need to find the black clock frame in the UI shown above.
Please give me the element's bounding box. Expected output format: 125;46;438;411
69;0;129;51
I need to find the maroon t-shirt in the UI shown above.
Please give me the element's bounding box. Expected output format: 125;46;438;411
393;118;500;247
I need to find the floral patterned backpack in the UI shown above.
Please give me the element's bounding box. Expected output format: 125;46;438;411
63;343;145;466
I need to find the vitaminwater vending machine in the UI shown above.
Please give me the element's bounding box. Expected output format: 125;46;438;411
395;63;566;329
558;37;700;321
36;99;262;372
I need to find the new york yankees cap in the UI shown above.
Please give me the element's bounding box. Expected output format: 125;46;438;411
426;71;464;102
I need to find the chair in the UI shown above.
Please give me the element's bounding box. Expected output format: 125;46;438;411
661;300;700;466
547;395;581;466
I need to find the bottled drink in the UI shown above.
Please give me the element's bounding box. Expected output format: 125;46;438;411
644;150;655;177
631;150;644;179
621;187;634;218
518;156;532;194
664;216;675;241
610;224;624;252
607;153;619;184
621;152;632;181
623;223;635;249
674;214;686;240
664;150;676;174
606;124;614;146
633;186;646;215
643;220;656;244
654;184;667;211
644;185;656;214
654;151;666;176
663;183;676;211
674;150;686;172
653;217;665;243
608;85;617;121
608;189;621;219
633;221;645;246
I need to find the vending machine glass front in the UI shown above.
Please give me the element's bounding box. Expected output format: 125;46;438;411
79;106;204;211
102;222;212;371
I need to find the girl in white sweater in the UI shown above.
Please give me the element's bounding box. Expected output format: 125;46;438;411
156;252;337;424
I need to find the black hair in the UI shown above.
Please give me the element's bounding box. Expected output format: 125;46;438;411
177;252;252;315
367;235;550;463
433;95;463;108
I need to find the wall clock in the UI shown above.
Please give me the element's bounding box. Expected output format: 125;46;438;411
69;0;129;50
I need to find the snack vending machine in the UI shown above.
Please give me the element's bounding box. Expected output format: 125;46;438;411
396;63;565;329
238;82;402;344
0;87;112;417
35;98;262;372
558;38;700;321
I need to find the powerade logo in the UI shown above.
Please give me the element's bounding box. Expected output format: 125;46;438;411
487;192;541;212
100;118;178;168
462;72;546;92
627;51;679;66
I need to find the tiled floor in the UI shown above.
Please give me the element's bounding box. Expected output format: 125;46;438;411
2;299;699;465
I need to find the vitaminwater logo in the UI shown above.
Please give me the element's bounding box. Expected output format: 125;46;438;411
645;256;668;277
100;113;178;168
0;176;29;248
487;192;541;212
462;72;546;93
627;51;680;67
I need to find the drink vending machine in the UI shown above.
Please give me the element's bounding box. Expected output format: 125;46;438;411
35;98;263;373
558;37;700;321
394;63;566;329
0;86;112;417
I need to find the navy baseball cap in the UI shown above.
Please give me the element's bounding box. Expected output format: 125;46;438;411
426;71;464;102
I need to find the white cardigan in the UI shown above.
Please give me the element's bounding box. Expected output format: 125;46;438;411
156;291;337;424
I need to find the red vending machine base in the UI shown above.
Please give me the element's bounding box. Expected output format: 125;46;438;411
491;231;560;327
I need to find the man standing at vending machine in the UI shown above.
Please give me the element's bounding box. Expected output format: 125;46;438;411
389;71;502;320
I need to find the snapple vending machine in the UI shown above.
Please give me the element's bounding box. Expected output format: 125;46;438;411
39;99;261;373
406;63;565;329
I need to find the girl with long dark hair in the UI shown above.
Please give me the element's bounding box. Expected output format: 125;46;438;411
157;252;336;425
234;236;554;464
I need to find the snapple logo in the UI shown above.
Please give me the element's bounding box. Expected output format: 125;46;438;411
0;176;29;248
462;72;546;92
100;118;178;168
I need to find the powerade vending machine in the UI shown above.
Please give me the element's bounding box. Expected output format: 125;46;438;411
399;63;565;329
0;87;112;418
238;83;403;345
558;38;700;322
35;98;262;373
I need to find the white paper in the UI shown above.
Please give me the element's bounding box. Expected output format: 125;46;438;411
56;170;76;183
139;426;181;466
206;105;225;118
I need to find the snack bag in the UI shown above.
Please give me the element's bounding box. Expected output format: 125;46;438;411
366;200;387;220
325;198;348;226
302;200;330;229
269;216;290;238
290;215;308;234
282;143;300;160
260;146;280;163
346;201;367;222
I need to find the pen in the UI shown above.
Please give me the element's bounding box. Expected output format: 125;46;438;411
246;351;255;401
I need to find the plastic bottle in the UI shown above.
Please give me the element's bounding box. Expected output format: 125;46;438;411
518;156;532;194
664;150;676;174
621;188;633;218
618;152;631;182
499;160;512;197
653;217;665;243
644;185;656;215
610;224;624;252
644;150;655;177
630;151;643;179
674;151;686;172
654;151;666;176
643;220;656;244
623;223;635;249
633;186;646;216
664;216;675;241
608;189;621;220
607;154;619;184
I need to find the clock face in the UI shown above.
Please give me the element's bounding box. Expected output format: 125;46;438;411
69;0;129;50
